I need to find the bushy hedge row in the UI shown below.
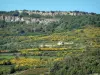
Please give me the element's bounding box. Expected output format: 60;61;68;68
50;48;100;75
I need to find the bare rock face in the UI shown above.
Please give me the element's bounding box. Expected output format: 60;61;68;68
0;15;59;24
0;10;95;24
0;15;24;22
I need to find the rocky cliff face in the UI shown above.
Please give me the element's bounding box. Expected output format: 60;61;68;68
0;15;59;24
0;10;96;24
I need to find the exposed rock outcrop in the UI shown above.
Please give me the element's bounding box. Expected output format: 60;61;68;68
0;15;59;24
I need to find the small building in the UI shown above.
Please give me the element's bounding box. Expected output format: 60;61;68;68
57;41;64;46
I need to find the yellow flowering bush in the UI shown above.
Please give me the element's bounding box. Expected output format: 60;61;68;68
39;48;66;51
10;58;47;68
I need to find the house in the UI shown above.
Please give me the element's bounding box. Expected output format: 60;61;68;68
57;41;64;46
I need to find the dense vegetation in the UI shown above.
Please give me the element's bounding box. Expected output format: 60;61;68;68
0;14;100;50
50;48;100;75
0;14;100;35
0;11;100;75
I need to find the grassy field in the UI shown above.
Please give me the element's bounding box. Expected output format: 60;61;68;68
0;55;15;59
18;68;49;75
